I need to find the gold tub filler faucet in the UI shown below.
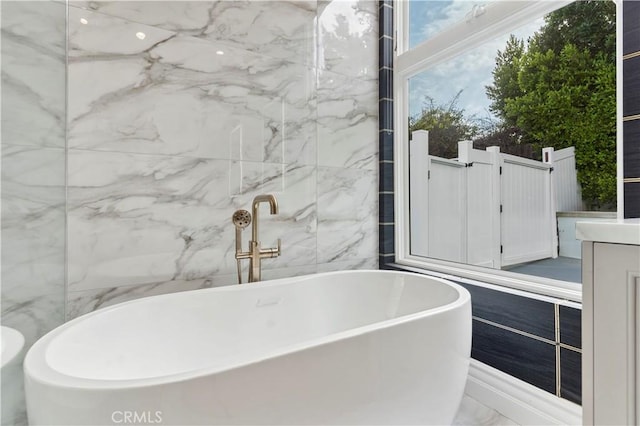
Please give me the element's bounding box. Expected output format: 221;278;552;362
232;194;281;283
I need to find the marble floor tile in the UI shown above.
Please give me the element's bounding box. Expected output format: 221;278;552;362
453;395;520;426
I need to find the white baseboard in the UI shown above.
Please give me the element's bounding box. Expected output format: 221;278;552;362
465;360;582;426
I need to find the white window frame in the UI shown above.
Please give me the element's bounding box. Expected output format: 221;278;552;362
393;0;622;302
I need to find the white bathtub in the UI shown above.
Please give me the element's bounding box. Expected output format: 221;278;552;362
24;270;471;425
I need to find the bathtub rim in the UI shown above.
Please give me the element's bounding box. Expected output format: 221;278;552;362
24;270;471;390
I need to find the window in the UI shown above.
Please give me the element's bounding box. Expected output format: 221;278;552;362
394;0;619;300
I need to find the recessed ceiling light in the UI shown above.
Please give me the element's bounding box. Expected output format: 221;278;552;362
216;50;225;55
80;18;88;25
136;32;146;40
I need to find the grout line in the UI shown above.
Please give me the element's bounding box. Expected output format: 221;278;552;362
472;316;557;346
623;114;640;122
379;222;395;226
624;178;640;183
623;50;640;60
559;342;582;353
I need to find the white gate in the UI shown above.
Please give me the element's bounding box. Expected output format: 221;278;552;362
409;130;573;269
499;154;555;267
427;157;466;263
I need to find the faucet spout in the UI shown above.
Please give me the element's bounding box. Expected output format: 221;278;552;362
251;194;278;242
247;194;280;283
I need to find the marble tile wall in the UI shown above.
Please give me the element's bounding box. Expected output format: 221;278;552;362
65;0;379;317
1;2;67;425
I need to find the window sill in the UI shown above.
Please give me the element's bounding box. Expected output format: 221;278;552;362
389;257;582;304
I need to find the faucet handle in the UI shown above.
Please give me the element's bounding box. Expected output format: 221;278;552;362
260;238;281;258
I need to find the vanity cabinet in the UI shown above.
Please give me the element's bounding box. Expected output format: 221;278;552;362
580;221;640;426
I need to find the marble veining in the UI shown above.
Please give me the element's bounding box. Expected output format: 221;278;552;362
2;146;66;303
67;149;319;291
1;1;66;149
317;70;378;169
66;278;228;320
68;8;316;165
65;0;377;299
72;1;317;67
317;166;378;263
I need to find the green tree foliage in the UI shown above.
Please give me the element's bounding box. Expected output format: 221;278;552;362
485;0;616;209
409;92;479;159
486;35;525;124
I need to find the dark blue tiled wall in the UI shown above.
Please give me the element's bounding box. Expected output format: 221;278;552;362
624;119;640;178
459;283;555;340
378;0;395;268
559;305;581;349
457;281;582;403
624;0;640;218
623;56;640;117
624;181;640;217
472;319;556;394
560;348;582;405
624;0;640;56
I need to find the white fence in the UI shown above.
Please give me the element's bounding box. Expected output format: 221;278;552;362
409;130;581;269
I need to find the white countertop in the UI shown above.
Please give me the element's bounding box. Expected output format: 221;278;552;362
576;218;640;245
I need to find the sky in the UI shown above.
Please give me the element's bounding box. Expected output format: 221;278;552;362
407;0;547;124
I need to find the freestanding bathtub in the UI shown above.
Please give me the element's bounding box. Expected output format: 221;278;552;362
24;270;471;425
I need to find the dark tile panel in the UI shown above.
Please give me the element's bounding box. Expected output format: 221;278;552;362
379;4;393;38
379;99;394;130
380;161;394;192
379;36;393;70
379;192;395;223
624;0;640;55
623;56;640;117
456;282;556;340
379;224;395;254
560;348;581;405
472;320;556;394
379;130;394;162
559;305;581;349
379;256;398;269
624;182;640;218
379;68;393;99
624;119;640;178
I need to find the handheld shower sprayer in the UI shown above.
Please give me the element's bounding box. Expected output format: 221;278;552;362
232;209;252;283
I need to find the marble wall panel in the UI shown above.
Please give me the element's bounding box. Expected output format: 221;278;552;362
67;151;318;291
317;166;378;263
318;0;378;80
72;1;317;66
1;3;66;424
66;277;235;320
68;8;316;165
1;146;66;297
1;1;66;149
68;150;233;290
317;70;378;169
64;0;378;312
